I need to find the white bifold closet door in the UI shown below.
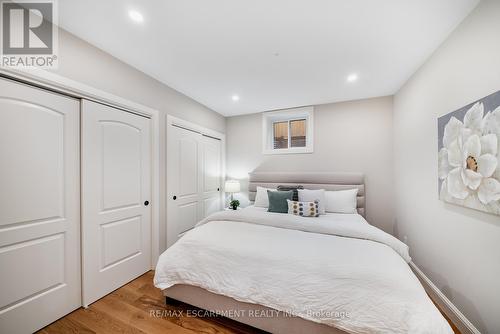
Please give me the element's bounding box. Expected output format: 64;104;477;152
167;124;222;247
0;78;81;334
82;100;152;306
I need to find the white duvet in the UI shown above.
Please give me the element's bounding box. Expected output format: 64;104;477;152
154;207;452;334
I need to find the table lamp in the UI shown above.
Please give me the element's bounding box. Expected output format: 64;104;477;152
224;180;240;202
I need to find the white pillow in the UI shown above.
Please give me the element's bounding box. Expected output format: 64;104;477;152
325;189;359;214
254;186;275;207
298;189;326;214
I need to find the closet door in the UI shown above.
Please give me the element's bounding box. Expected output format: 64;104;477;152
166;122;222;247
201;135;222;217
0;78;81;334
82;100;151;306
166;125;202;247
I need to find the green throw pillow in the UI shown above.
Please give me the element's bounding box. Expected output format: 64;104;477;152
267;190;293;213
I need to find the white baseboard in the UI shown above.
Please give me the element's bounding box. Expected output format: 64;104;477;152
409;261;481;334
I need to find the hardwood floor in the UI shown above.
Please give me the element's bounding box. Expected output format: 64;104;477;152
38;271;461;334
38;271;265;334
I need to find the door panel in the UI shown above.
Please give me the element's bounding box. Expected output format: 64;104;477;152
201;135;222;214
167;123;222;247
101;121;142;211
0;233;64;309
82;100;151;306
179;137;199;197
101;216;142;268
177;201;199;234
0;100;64;226
203;140;220;193
0;78;80;334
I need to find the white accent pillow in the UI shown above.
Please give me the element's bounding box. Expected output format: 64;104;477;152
298;189;326;214
254;186;275;208
325;189;359;214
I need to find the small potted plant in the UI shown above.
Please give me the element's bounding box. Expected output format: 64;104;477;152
229;199;240;210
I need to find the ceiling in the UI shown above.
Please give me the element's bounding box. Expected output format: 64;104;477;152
58;0;479;116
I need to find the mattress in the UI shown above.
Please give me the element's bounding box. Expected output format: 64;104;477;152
155;207;452;334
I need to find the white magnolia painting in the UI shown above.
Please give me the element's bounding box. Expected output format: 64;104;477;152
438;91;500;216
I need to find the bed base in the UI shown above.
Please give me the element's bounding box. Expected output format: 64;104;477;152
163;284;346;334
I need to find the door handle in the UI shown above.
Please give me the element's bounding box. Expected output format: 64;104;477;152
173;195;177;200
217;188;220;191
144;201;149;206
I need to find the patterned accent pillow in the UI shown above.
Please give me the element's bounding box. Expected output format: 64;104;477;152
287;199;320;217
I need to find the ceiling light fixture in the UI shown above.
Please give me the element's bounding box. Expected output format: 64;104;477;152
232;95;240;102
128;10;144;23
347;73;358;83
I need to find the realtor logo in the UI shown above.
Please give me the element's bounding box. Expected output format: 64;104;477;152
1;0;58;68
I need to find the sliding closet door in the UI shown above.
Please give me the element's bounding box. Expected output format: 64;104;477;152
166;122;222;247
0;78;81;334
201;135;222;217
82;100;152;306
166;125;202;247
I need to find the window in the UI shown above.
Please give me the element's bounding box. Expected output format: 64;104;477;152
263;107;313;154
272;119;306;149
290;119;306;147
273;121;289;149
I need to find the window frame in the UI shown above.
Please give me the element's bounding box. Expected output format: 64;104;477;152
262;106;314;155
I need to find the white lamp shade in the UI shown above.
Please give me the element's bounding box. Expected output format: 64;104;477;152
224;180;240;193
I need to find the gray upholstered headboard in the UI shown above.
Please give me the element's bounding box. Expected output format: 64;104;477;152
248;172;365;217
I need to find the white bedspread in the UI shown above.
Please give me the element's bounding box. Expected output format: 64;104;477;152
154;208;452;334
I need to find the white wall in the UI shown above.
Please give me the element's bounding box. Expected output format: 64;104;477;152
50;29;226;252
52;29;225;133
393;1;500;332
227;96;395;233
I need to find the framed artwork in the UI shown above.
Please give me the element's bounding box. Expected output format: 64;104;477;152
438;90;500;215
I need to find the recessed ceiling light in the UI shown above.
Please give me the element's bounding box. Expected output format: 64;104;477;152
347;73;358;83
128;10;144;23
232;95;240;102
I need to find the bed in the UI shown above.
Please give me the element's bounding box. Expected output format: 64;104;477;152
154;172;453;334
